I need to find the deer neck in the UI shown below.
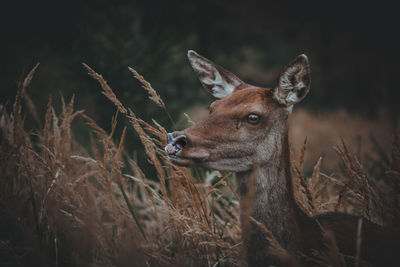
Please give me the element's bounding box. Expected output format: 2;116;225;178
235;126;300;250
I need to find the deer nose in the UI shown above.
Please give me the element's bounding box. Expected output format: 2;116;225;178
165;133;187;155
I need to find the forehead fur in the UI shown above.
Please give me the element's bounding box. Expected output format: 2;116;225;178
213;86;277;111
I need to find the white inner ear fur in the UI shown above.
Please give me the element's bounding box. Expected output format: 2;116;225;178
188;50;241;99
274;55;310;106
201;69;236;98
190;58;212;74
285;91;299;103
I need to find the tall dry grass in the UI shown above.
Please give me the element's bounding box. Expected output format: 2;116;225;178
1;64;399;266
0;64;243;267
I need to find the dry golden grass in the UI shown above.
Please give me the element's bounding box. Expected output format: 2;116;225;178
1;64;243;267
1;64;399;266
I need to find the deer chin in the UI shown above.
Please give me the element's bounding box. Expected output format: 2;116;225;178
167;148;210;167
167;154;196;167
199;158;254;173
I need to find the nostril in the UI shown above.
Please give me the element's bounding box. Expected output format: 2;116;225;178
165;133;187;155
173;135;187;150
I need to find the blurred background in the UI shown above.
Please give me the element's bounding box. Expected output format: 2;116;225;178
1;0;399;173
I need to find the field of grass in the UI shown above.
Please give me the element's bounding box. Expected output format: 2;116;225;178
1;65;399;266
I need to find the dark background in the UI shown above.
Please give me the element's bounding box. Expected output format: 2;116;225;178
1;0;399;134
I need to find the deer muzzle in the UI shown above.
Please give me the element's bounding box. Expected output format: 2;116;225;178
165;133;187;156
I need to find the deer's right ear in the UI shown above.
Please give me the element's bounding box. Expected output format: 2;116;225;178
187;50;243;99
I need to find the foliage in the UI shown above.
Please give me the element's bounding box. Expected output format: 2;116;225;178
1;64;399;266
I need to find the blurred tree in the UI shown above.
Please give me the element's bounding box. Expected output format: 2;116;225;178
0;0;399;153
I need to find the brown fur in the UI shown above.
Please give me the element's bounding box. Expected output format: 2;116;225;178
167;52;400;266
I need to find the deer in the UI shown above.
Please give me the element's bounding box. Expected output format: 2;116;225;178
164;50;400;266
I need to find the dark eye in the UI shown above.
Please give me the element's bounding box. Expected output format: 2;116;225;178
247;114;260;124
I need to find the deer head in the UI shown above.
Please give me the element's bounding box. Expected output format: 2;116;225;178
165;50;311;172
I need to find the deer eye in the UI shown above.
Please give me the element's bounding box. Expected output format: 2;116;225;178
247;114;260;124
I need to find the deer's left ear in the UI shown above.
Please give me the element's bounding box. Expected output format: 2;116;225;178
187;50;244;99
273;54;311;107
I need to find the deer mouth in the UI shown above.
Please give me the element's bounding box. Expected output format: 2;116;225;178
165;134;191;165
164;133;208;166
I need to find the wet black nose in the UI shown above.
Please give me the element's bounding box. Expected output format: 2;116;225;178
165;133;187;155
